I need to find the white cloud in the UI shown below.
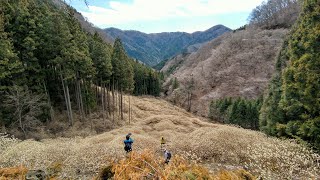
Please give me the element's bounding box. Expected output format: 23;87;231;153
80;0;263;29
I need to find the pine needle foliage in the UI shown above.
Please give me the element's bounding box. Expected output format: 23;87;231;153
259;0;320;150
209;97;262;130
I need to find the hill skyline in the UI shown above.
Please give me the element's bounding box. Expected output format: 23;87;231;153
68;0;264;33
104;25;231;66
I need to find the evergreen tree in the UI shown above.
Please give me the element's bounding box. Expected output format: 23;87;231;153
209;97;261;130
0;0;163;136
172;77;179;90
259;73;286;135
111;38;134;92
259;0;320;150
280;0;320;122
5;0;44;91
0;13;23;90
0;11;24;127
89;32;112;85
89;32;112;124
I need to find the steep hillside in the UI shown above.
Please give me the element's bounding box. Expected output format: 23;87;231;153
161;28;288;116
1;95;319;179
105;25;231;66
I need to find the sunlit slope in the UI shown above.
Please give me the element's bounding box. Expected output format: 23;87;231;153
1;95;319;179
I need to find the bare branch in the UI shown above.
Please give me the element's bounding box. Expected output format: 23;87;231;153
4;85;45;137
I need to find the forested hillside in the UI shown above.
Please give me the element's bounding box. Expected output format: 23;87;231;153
0;0;161;139
259;0;320;150
105;25;231;66
209;0;320;151
50;0;113;44
161;0;300;115
161;0;320;151
161;28;288;116
0;0;320;179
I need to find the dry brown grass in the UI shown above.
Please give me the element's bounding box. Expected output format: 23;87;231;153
0;96;319;179
0;165;27;179
96;149;255;180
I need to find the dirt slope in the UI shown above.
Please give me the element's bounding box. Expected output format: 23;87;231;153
161;28;288;116
0;95;319;179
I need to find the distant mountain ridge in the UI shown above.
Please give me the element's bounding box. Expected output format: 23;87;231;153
104;25;231;66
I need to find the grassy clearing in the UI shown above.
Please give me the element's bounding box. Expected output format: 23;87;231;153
0;96;319;179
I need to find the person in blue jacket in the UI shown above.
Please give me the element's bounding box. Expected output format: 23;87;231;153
124;133;133;153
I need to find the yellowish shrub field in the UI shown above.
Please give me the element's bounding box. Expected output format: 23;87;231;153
0;95;319;179
96;150;255;180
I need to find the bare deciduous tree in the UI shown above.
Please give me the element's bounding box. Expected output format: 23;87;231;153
249;0;301;29
4;86;45;138
185;76;195;112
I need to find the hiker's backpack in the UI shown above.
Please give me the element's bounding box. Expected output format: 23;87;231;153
124;143;131;151
167;152;171;160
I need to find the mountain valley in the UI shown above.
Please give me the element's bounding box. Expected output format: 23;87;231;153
105;25;231;66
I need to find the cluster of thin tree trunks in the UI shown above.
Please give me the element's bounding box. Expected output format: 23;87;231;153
57;76;133;129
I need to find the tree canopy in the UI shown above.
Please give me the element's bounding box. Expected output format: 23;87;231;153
0;0;161;138
259;0;320;150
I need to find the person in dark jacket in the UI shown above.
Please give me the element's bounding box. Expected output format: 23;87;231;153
164;149;171;164
124;133;133;153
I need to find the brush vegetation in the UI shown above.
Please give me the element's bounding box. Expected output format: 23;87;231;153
96;150;255;180
1;96;319;179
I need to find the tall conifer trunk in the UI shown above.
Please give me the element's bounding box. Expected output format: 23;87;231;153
43;81;54;121
112;79;115;123
120;88;123;120
118;83;121;119
96;81;99;106
129;95;131;124
78;80;85;120
107;83;111;116
76;79;82;120
60;72;72;126
103;84;108;118
101;82;106;127
65;83;73;126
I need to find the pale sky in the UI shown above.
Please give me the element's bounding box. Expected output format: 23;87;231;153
69;0;264;33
